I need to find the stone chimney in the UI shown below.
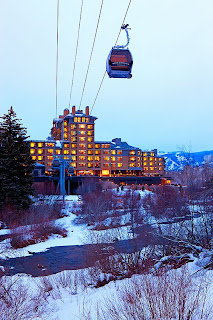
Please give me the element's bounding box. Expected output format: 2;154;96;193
63;108;69;117
85;106;89;116
72;106;76;115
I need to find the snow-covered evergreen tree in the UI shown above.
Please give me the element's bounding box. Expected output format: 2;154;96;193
0;107;34;209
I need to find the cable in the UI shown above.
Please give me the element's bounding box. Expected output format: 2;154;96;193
68;0;84;108
91;0;133;114
79;0;104;108
114;0;132;46
56;0;60;118
91;71;106;114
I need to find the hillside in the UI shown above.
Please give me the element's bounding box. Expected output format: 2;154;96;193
158;150;213;171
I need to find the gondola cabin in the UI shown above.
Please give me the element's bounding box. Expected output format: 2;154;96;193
106;48;133;78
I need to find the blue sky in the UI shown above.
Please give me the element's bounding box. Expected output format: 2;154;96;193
0;0;213;152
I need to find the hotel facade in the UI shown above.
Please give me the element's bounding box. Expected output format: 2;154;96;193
29;106;165;177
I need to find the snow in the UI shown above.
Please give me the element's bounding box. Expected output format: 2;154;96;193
0;191;213;319
0;191;149;259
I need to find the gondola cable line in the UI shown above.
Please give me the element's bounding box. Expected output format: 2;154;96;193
91;0;133;114
79;0;104;108
55;0;60;118
68;0;84;108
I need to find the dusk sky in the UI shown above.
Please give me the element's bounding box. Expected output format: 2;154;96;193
0;0;213;152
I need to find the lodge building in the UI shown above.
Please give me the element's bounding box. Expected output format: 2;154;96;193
29;106;165;177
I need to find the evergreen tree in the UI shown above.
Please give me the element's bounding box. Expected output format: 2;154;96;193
0;107;34;209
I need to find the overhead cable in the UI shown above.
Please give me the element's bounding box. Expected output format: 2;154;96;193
91;0;133;114
68;0;84;108
79;0;104;108
55;0;60;118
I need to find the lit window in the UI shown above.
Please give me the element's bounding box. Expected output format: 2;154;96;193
88;137;93;142
88;131;93;136
129;150;135;155
64;156;69;160
30;142;35;147
71;131;76;136
87;125;93;129
138;151;140;155
71;144;77;148
151;152;154;156
88;150;93;155
117;157;122;161
79;131;86;135
143;157;147;161
129;163;136;167
64;143;69;148
71;124;76;129
64;133;68;139
111;156;116;162
95;163;100;168
71;156;76;161
144;162;147;166
79;156;86;161
79;124;86;129
64;127;67;132
138;157;140;161
102;170;110;175
111;163;116;167
150;162;153;166
38;156;43;161
103;150;110;154
38;142;43;148
150;157;153;161
150;167;154;171
95;144;100;148
102;144;110;148
111;150;116;155
64;121;67;126
79;137;86;142
32;156;36;160
72;162;76;167
64;150;69;154
95;150;100;155
88;156;93;161
46;143;55;147
48;149;54;154
88;163;93;168
130;157;136;161
30;149;35;154
104;163;110;167
79;150;86;154
79;143;86;148
88;144;93;149
144;167;148;171
143;152;147;156
79;162;86;167
82;117;85;122
117;163;122;167
103;156;109;161
38;149;43;154
74;117;77;122
71;137;77;142
56;150;61;155
117;150;122;155
86;118;89;122
47;156;53;160
95;156;100;161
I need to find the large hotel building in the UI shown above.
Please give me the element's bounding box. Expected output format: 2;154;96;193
29;106;165;177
